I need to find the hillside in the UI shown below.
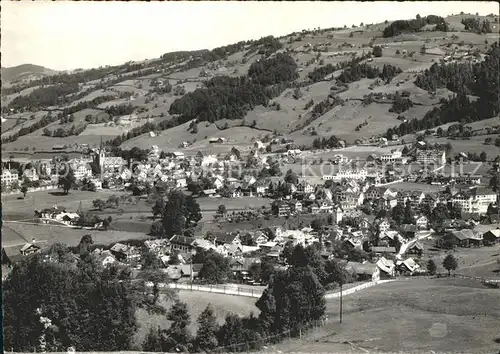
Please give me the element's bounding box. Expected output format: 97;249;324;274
1;64;55;84
1;13;499;156
268;278;500;353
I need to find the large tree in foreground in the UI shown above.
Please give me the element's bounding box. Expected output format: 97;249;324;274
3;253;138;352
195;304;219;351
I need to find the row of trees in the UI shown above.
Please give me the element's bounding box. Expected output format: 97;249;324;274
311;135;343;149
7;82;80;110
338;62;402;84
382;14;447;37
461;17;493;34
306;52;372;83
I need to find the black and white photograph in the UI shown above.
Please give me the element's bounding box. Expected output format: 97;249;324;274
1;1;500;353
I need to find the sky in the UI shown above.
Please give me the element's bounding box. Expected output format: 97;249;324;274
2;1;499;71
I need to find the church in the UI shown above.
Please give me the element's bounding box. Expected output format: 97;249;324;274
92;138;126;175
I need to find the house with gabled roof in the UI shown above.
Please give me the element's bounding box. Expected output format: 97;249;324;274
214;232;241;247
448;229;483;248
376;257;396;278
169;235;196;252
375;218;391;232
483;229;500;246
414;215;428;230
396;257;420;274
110;243;141;263
345;261;380;281
406;241;424;256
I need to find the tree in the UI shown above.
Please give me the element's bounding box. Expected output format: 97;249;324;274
480;151;487;162
195;304;219;351
162;191;201;237
143;327;163;352
152;198;165;220
372;46;383;57
20;184;28;198
93;199;106;211
311;218;324;231
217;204;227;216
284;169;299;184
256;266;326;335
58;166;76;195
426;259;437;275
150;220;164;236
442;254;458;276
141;249;161;270
161;301;192;352
198;252;230;284
3;254;139;352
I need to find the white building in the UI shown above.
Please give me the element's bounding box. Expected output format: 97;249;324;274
452;187;498;215
322;169;369;181
71;162;92;181
201;155;218;167
2;169;19;186
416;150;446;165
380;148;408;164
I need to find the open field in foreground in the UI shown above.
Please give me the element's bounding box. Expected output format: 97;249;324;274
266;278;500;354
134;290;258;348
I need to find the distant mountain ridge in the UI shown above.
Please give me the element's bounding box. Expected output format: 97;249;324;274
1;64;56;84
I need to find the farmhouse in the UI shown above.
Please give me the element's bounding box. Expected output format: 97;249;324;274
448;229;483;248
2;240;45;265
406;241;424;256
482;229;500;246
345;261;380;281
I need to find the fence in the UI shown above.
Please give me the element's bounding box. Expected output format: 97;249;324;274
3;185;58;196
324;279;394;299
162;282;264;298
437;273;500;285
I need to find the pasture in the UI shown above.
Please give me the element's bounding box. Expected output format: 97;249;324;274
269;278;500;353
2;222;150;248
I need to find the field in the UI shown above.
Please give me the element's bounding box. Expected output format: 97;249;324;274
2;222;150;248
2;134;117;152
2;189;129;216
134;290;258;349
423;242;500;279
268;278;500;353
122;119;267;155
427;135;500;157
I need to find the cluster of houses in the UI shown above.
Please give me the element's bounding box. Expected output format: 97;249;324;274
269;175;498;222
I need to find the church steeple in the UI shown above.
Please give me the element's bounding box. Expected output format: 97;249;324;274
99;135;104;152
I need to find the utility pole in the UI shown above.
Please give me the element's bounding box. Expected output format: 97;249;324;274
339;283;343;324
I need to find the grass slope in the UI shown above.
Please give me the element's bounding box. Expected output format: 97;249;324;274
268;278;500;353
